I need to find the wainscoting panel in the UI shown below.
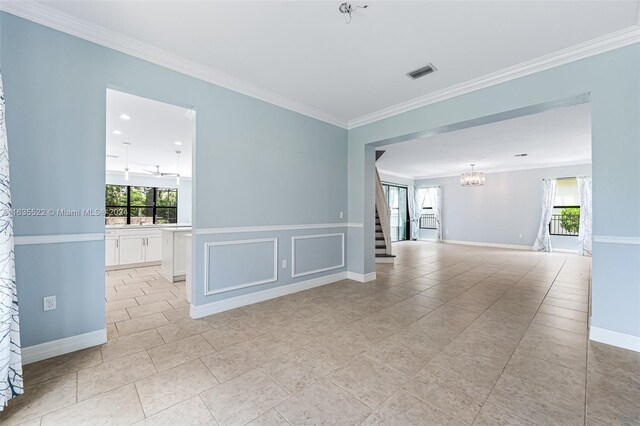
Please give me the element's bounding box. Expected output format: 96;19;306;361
291;233;345;278
205;238;278;295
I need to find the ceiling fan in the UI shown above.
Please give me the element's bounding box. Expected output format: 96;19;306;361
142;165;178;177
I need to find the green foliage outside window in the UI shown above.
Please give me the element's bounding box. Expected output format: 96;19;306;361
560;207;580;234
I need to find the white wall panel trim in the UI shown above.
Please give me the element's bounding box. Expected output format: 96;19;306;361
204;238;278;296
291;233;345;278
593;235;640;245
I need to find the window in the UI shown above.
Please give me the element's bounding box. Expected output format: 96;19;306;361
105;185;178;225
550;178;580;236
420;195;436;229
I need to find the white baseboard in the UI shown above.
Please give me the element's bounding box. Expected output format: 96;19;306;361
375;257;395;264
590;326;640;352
347;271;377;282
106;261;161;271
444;239;532;251
552;248;578;254
190;272;348;319
22;328;107;365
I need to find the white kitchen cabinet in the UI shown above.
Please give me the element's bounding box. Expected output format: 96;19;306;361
145;235;163;263
105;227;177;269
105;236;119;267
119;235;145;265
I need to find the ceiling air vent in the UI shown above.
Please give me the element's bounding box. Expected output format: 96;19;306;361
407;63;437;80
514;153;528;157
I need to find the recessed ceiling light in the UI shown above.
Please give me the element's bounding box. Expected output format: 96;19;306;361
119;114;131;120
123;142;131;147
112;130;122;135
174;141;183;146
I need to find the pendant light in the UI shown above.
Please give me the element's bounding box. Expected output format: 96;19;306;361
460;163;485;187
175;150;181;185
123;142;131;181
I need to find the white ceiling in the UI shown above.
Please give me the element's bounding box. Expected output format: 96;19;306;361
106;89;193;177
376;103;592;179
7;1;639;127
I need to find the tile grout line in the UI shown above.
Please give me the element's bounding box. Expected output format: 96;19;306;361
469;256;574;425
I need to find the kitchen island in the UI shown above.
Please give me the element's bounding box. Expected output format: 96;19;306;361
159;226;192;282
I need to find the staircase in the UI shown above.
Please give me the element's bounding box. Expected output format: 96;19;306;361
375;208;395;263
374;152;395;264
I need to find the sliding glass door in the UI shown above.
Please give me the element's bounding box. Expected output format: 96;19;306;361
382;184;409;242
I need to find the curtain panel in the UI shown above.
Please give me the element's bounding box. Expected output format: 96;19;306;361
0;71;23;410
533;178;557;252
408;186;428;241
427;187;443;243
577;176;593;256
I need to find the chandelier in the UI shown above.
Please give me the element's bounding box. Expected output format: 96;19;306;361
460;164;485;187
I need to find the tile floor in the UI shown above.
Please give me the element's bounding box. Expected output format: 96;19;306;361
3;242;639;425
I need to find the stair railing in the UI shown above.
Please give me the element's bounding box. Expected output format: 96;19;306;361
374;167;392;255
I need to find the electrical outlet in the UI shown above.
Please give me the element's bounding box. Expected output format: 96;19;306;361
43;295;56;311
339;211;344;219
282;259;287;269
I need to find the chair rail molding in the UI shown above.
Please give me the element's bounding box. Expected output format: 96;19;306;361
14;233;105;245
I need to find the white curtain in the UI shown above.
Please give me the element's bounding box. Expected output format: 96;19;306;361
577;176;592;256
0;72;23;410
533;178;557;252
427;187;443;243
408;186;428;240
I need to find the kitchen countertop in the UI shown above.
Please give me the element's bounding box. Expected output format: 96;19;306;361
106;223;192;230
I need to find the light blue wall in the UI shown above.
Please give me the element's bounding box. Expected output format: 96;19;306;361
193;227;347;306
1;13;348;347
15;242;104;347
415;165;591;249
349;44;640;338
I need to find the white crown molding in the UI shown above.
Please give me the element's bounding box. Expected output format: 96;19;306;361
4;2;639;131
377;169;416;181
0;2;348;129
348;25;640;129
412;162;593;181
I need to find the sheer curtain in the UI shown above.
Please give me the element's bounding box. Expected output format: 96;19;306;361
577;176;592;256
0;72;23;410
428;187;443;243
533;178;557;252
408;186;428;241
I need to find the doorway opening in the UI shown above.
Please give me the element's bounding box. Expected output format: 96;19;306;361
103;89;195;333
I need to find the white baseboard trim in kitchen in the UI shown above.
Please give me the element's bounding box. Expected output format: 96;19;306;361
22;328;107;364
590;326;640;352
347;271;377;282
190;271;348;319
